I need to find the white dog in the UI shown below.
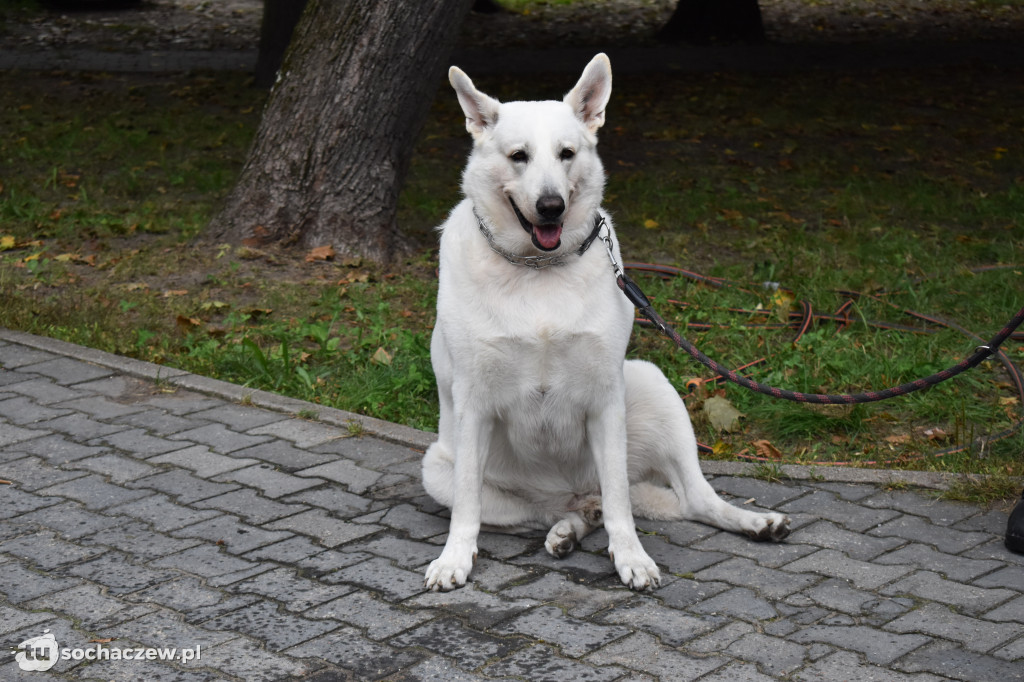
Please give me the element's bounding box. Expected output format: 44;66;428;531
423;53;790;592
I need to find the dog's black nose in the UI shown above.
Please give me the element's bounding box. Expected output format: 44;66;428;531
536;195;565;221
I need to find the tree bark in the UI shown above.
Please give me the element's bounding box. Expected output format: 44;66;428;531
207;0;474;263
657;0;766;45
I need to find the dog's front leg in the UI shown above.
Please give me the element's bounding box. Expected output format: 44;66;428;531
588;399;661;591
424;409;492;591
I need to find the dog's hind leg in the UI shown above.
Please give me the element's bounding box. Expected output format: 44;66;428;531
545;496;603;558
625;360;791;541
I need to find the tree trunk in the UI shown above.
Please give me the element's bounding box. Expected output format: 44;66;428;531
657;0;765;45
253;0;308;89
207;0;474;263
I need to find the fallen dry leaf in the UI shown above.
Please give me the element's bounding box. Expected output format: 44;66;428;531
371;347;393;366
752;439;783;459
306;244;335;262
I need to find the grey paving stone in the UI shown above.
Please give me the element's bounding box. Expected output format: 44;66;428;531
222;439;335;470
313;434;419;468
391;617;522;670
170;514;291;554
469;557;537;592
953;509;1011;535
309;589;436;639
150;544;265;580
993;635;1024;661
631;517;719;547
653;577;731;609
294;458;383;494
860;490;978;526
54;395;146;419
106;609;237;650
585;631;729;680
347;533;448;570
296;549;374;576
710;476;806;507
285;625;424;677
894;640;1024;681
242;535;329;564
147;444;257;478
139;391;225;415
884;602;1023;652
803;578;912;618
130;469;241;504
129;575;257;618
193;487;307;524
214;463;324;498
11;433;109;464
477;529;542;560
869;514;991;554
408;583;537;629
874;543;1004;581
0;487;60;519
0;604;56;636
0;345;60;368
974;565;1024;593
201;599;339;650
689;586;778;622
0;396;72;425
37;473;151;510
187;403;287;431
106;492;222;532
881;570;1019;615
698;661;778;682
36;413;127;441
4;615;97;677
779;490;901;532
4;377;87;405
67;452;161;483
1;455;87;491
0;560;84;603
694;556;821;599
484;643;626;681
167;423;271;454
199;636;313;682
793;650;947;682
12;500;125;539
726;632;808;675
281;485;371;517
501;572;633;618
598;597;721;646
0;423;51;447
512;545;618;584
789;623;930;665
92;427;192;457
113;408;210;436
325;556;426;601
24;583;155;630
80;520;203;560
690;529;818;567
265;508;382;548
66;549;178;594
496;604;632;658
247;418;347;448
788;519;906;561
228;566;340;612
984;595;1024;623
782;548;914;590
635;533;729;576
19;357;112;385
0;530;106;569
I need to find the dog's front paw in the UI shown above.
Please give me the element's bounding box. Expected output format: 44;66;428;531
745;512;791;542
424;547;476;592
609;544;661;591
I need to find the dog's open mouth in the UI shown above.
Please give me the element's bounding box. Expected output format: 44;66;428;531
509;197;562;251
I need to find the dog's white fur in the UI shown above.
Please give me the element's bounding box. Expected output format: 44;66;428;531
423;54;790;592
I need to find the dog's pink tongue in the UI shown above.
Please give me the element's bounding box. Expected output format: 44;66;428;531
534;224;562;250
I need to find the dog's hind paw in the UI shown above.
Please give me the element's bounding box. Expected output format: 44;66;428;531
545;520;578;559
746;513;792;542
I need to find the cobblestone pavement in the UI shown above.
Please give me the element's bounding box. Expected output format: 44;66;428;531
1;328;1022;681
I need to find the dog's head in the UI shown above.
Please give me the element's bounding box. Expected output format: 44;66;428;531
450;54;612;255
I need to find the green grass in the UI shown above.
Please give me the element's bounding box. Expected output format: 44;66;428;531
1;66;1022;484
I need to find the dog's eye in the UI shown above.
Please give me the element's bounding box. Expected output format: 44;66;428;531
509;150;529;163
560;148;576;161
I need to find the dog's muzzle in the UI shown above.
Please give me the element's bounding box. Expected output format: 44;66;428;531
510;196;563;251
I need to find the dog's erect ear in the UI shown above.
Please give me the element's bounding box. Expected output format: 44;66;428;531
564;53;612;134
449;66;501;139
